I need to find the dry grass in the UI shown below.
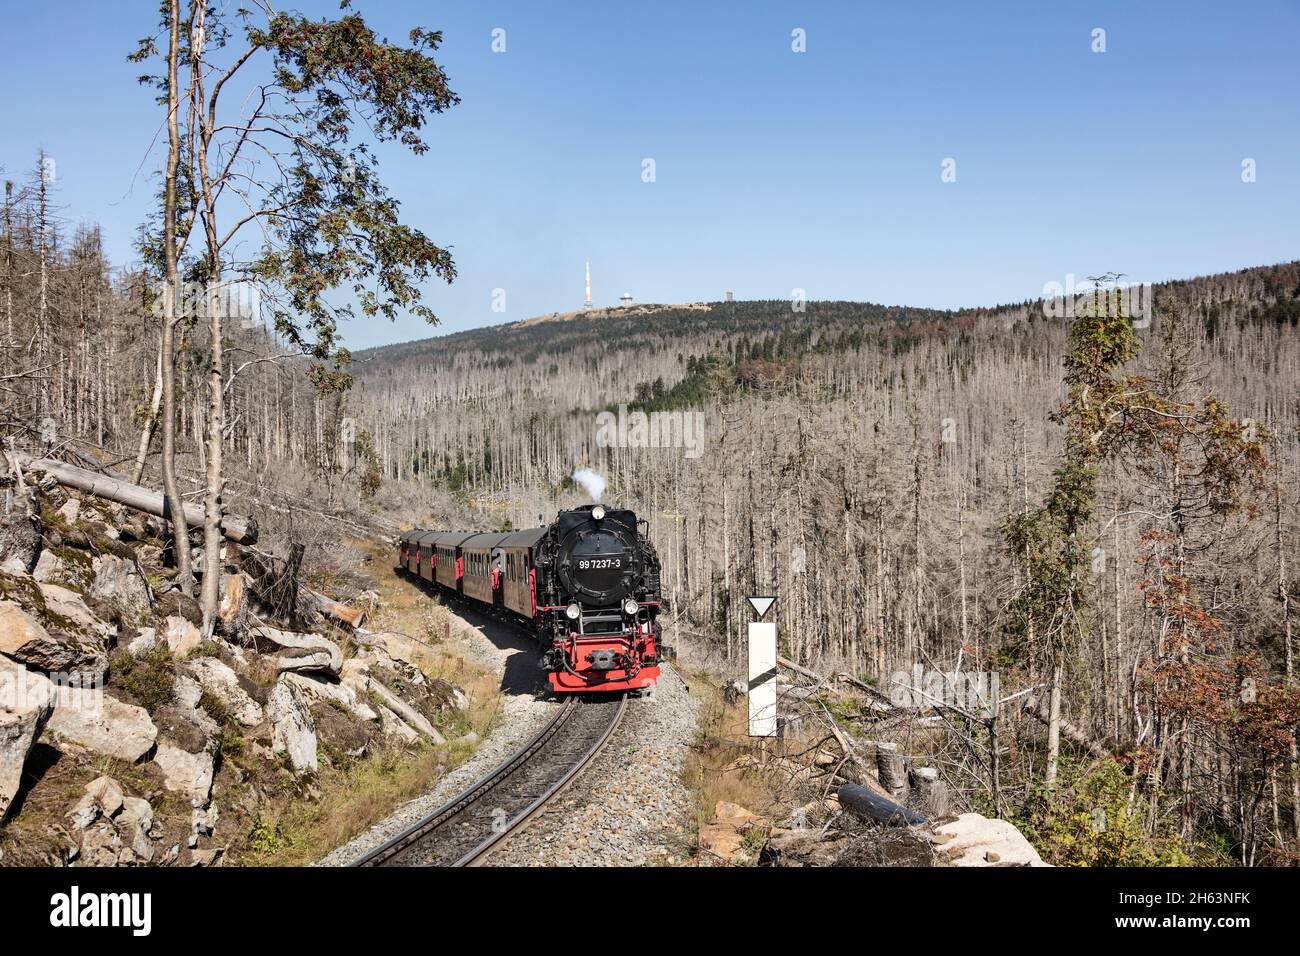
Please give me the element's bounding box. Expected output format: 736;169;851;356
233;734;478;866
226;536;505;866
681;673;805;837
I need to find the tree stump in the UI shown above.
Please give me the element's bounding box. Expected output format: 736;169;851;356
876;741;908;798
909;766;949;819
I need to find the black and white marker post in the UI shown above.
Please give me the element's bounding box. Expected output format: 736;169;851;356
746;596;778;743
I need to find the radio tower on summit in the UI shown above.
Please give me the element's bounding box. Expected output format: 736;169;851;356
584;258;592;308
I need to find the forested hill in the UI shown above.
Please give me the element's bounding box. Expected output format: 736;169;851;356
352;259;1300;379
351;299;958;375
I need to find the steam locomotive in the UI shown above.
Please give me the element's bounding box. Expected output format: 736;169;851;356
397;504;669;694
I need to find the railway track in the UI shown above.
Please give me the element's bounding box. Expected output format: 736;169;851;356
351;692;628;867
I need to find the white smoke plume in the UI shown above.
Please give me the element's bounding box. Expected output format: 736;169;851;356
571;468;607;503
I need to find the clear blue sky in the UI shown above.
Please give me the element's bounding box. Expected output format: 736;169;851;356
2;1;1297;349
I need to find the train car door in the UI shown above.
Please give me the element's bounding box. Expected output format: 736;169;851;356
490;547;505;608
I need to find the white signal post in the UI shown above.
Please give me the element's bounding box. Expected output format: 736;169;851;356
746;596;778;737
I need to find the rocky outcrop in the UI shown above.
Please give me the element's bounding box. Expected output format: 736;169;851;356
340;659;444;744
931;813;1050;867
0;598;106;678
281;671;377;722
32;548;63;583
89;554;151;618
151;675;220;803
267;677;317;774
0;501;40;575
374;705;421;744
38;582;114;641
118;795;157;863
153;741;216;805
0;656;54;821
126;627;156;658
254;624;343;676
0;480;472;866
355;629;427;670
46;686;158;762
68;774;124;826
163;615;201;657
65;775;158;866
182;657;263;727
341;660;444;744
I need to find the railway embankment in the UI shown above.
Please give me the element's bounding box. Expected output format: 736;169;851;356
320;598;559;865
322;593;699;867
0;474;492;866
485;665;698;866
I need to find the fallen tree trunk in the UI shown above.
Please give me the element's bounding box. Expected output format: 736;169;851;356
304;589;366;627
778;654;897;708
838;782;928;827
22;455;257;544
1022;695;1110;759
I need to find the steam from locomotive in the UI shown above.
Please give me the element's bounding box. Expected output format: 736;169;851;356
571;467;607;503
397;502;670;694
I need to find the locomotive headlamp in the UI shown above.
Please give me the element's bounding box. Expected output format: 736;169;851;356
565;603;581;620
623;598;639;616
591;505;606;520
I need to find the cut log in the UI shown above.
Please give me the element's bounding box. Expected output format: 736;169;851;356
21;456;257;544
838;782;927;827
304;589;365;627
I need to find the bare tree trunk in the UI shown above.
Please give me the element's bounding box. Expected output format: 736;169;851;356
3;181;13;380
956;466;968;655
131;337;165;484
1275;449;1299;840
874;507;886;679
192;1;225;633
1045;658;1063;787
722;483;731;661
161;0;193;594
35;151;50;423
1113;495;1126;744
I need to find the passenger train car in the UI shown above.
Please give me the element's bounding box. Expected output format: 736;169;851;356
397;504;669;694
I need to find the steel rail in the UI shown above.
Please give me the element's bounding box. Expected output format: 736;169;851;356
350;693;626;867
460;692;628;866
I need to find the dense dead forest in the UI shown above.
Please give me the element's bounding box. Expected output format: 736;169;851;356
348;263;1300;865
1;161;357;489
4;138;1300;863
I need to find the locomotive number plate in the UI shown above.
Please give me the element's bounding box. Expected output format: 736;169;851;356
578;557;623;570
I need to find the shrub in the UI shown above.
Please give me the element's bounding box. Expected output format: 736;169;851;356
1017;758;1194;866
199;689;230;726
109;647;176;714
